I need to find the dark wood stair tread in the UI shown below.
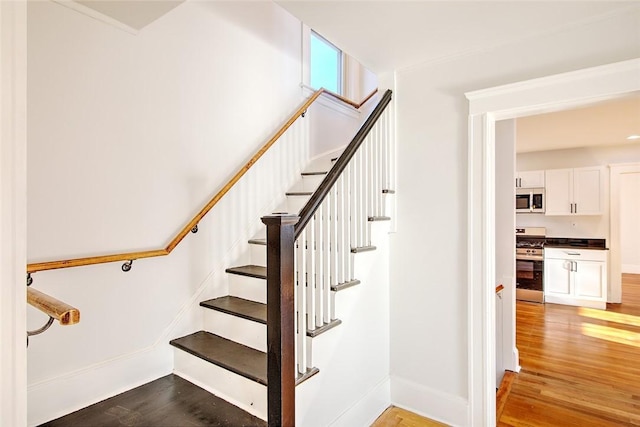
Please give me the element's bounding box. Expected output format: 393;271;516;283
225;265;266;279
301;171;328;176
201;296;342;337
201;296;267;324
331;279;361;292
170;331;319;387
170;331;268;385
351;245;376;253
285;191;313;196
307;319;342;338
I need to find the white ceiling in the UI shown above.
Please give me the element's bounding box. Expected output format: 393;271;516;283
277;1;639;153
516;93;640;153
276;1;638;73
73;1;184;30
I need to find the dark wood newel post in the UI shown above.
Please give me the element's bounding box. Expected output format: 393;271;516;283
262;214;298;427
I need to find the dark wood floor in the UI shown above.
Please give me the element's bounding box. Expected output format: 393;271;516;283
40;374;265;427
499;273;640;426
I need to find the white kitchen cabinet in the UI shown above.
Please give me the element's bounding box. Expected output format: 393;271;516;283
544;248;607;309
515;170;544;189
545;166;603;215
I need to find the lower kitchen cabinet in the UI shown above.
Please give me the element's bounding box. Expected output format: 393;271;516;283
544;248;607;309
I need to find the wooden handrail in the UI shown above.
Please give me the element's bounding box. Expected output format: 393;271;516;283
26;88;378;274
27;287;80;325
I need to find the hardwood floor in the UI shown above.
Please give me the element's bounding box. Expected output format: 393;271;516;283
499;273;640;426
38;275;640;426
371;406;447;427
40;374;265;427
372;274;640;427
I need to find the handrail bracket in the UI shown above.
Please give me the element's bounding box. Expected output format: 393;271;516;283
122;260;134;272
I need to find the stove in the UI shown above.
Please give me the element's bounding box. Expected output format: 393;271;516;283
515;227;545;303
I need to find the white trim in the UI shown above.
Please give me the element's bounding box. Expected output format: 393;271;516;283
51;0;139;35
610;162;640;302
622;265;640;274
0;2;27;426
390;375;468;427
328;377;391;427
465;58;640;426
28;346;173;426
301;84;360;119
301;23;311;88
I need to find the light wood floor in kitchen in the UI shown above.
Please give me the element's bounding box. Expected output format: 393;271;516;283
499;273;640;426
372;274;640;427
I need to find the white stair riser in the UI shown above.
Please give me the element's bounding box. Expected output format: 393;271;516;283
286;195;309;213
250;244;266;267
203;310;266;352
228;274;266;304
173;350;267;421
272;196;309;215
290;175;325;192
303;175;326;191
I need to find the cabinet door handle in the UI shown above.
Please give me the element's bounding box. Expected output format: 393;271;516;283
574;261;578;272
570;203;573;213
566;252;580;256
575;203;577;214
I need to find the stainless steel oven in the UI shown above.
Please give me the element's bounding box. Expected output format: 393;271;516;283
515;227;545;303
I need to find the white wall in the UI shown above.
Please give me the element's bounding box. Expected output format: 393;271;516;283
494;120;517;385
621;172;640;273
27;2;308;424
0;2;28;426
297;223;391;427
390;6;640;425
516;144;640;239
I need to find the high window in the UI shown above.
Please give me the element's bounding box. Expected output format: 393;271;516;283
310;31;342;94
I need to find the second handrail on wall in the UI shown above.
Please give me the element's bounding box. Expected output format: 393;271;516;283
27;87;378;274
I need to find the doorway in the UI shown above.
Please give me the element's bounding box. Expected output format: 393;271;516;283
611;163;640;302
465;58;640;425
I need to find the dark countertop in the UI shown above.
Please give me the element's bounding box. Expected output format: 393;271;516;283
545;237;608;250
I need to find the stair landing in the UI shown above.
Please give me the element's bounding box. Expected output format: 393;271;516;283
39;374;266;427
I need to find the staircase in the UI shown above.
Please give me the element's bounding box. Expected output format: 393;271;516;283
168;90;394;425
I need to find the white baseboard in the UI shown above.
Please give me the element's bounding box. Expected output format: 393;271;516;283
329;377;391;427
390;376;468;427
622;264;640;274
27;344;173;426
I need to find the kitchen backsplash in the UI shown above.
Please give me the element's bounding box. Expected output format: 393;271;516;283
516;213;607;239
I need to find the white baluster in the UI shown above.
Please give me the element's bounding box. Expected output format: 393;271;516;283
314;206;323;328
365;138;372;246
306;220;315;334
376;120;382;217
295;237;306;375
322;197;331;324
347;161;355;280
336;174;345;286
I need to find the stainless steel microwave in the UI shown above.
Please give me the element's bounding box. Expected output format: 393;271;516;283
516;188;545;213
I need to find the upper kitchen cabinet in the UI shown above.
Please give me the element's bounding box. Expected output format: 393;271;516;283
515;170;544;189
545;166;604;215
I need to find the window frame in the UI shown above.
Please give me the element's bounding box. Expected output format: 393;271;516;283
309;29;344;95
